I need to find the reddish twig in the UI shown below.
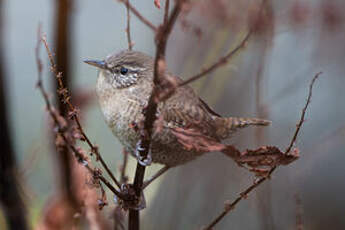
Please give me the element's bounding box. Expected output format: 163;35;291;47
125;0;133;50
204;72;322;230
156;30;252;103
285;72;322;154
41;35;122;189
177;0;272;89
36;30;125;200
117;0;157;31
132;0;182;201
179;30;251;87
128;1;183;230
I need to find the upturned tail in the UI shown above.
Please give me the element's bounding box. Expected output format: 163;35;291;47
215;117;271;139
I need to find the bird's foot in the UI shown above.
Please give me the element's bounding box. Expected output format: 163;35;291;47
135;140;152;166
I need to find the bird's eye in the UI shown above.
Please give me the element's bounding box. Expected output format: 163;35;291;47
120;67;128;75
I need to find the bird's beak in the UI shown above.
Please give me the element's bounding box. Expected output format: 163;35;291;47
84;59;106;69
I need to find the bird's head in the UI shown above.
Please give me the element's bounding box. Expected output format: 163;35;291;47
85;50;153;89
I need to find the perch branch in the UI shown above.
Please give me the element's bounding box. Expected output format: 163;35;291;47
128;1;183;230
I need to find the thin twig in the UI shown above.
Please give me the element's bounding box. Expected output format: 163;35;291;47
179;31;251;87
177;0;273;89
125;0;133;50
36;30;125;200
120;149;129;184
204;72;322;230
41;35;122;189
285;72;322;154
142;166;170;189
117;0;157;31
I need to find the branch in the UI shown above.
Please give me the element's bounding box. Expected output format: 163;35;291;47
204;72;322;230
142;166;170;189
125;0;133;50
117;0;157;31
285;72;322;154
164;0;170;25
36;29;126;200
120;149;129;184
176;0;270;89
52;0;79;208
41;35;122;189
179;30;252;87
132;0;182;199
156;28;253;103
128;1;183;229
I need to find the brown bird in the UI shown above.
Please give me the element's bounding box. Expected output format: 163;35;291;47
85;50;270;167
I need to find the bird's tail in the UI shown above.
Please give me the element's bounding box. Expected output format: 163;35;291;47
215;117;271;139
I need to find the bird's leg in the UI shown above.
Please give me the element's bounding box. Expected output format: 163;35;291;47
142;166;170;189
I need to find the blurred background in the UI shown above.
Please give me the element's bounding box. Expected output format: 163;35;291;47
1;0;345;229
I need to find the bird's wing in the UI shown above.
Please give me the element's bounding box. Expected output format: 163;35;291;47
158;81;218;137
198;98;221;117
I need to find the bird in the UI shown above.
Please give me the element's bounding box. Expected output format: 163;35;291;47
85;50;270;167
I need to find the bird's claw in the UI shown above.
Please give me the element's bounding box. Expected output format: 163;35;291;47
136;151;152;166
135;140;152;166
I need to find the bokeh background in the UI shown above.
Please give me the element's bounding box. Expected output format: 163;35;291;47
1;0;345;229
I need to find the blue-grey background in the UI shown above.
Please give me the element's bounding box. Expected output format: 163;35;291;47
2;0;345;229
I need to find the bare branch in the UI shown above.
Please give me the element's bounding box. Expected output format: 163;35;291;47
179;31;251;87
36;30;125;200
120;149;129;184
178;0;271;89
128;1;183;229
125;0;133;50
132;0;182;198
285;72;322;154
117;0;157;31
41;35;122;189
142;166;170;189
204;72;322;230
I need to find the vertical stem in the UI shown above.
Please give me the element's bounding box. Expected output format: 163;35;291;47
128;2;183;230
54;0;72;114
53;0;78;208
0;1;28;228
